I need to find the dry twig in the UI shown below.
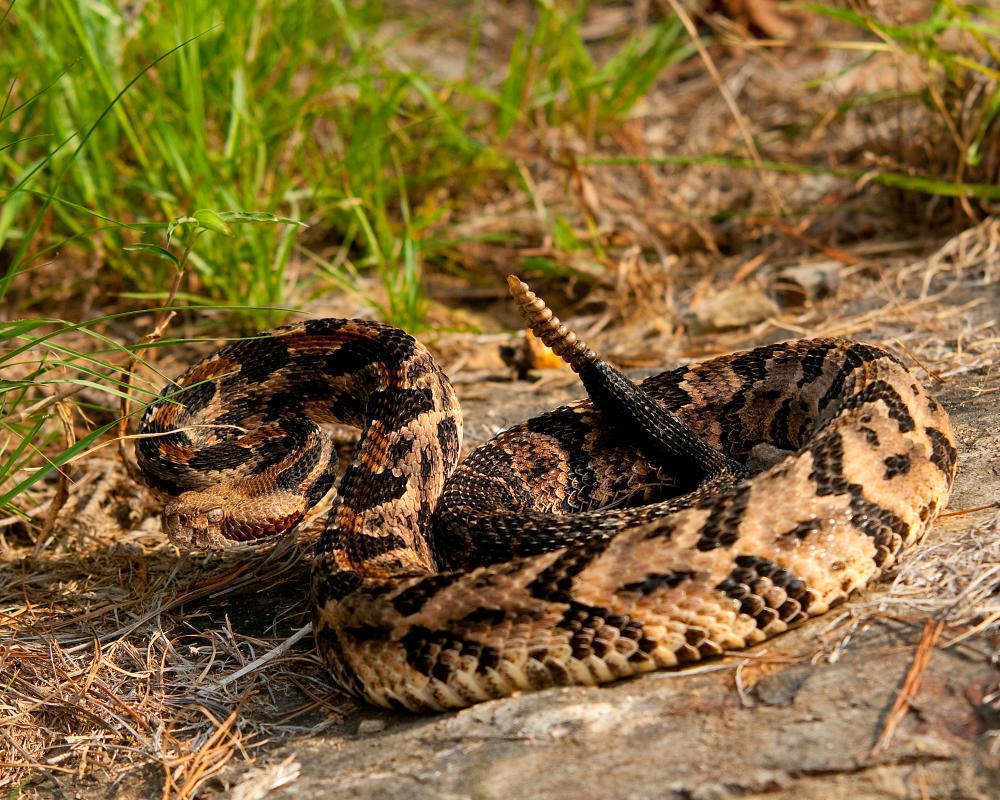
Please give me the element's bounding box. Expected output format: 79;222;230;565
870;619;944;756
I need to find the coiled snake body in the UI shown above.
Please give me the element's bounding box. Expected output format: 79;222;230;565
138;277;956;711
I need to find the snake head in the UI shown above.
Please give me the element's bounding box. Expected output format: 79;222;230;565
162;490;304;549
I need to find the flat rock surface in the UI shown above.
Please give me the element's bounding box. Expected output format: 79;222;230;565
272;623;996;800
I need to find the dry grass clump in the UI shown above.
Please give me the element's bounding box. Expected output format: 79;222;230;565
881;511;1000;642
1;476;344;798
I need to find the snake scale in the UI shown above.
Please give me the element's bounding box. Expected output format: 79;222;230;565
137;276;957;711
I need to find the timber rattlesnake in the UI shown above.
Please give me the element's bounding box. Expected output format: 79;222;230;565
137;276;956;711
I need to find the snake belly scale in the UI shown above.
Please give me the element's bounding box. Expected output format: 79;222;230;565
137;277;956;711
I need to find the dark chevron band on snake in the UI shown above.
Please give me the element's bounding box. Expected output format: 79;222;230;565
137;275;957;711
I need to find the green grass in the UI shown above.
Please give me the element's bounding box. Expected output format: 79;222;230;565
3;0;387;316
1;1;693;323
581;152;1000;199
802;1;1000;186
0;0;698;527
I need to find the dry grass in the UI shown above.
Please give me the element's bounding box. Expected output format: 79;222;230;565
1;475;345;798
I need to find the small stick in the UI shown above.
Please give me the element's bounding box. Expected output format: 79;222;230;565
870;619;943;756
892;337;945;385
774;221;865;266
939;501;1000;518
207;623;313;691
40;402;74;538
660;0;786;217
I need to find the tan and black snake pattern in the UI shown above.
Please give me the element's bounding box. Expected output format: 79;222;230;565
137;276;957;711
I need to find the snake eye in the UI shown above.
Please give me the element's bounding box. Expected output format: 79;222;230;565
207;507;224;523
